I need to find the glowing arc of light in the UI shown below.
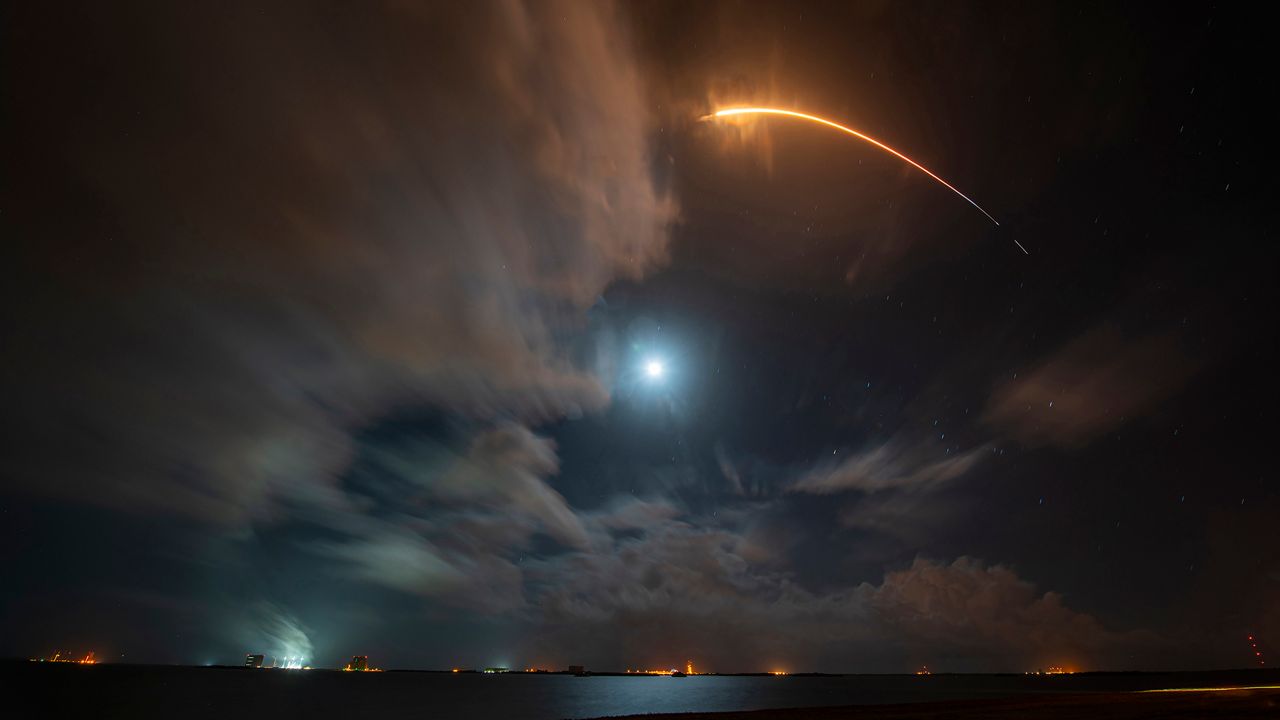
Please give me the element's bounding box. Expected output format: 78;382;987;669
707;107;1002;228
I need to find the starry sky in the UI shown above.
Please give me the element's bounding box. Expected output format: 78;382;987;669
2;1;1276;673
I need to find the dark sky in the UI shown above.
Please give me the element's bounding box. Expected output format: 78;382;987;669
2;1;1275;673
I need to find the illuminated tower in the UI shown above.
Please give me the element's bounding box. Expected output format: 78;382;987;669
1248;635;1266;666
347;655;368;671
245;654;264;668
686;659;694;675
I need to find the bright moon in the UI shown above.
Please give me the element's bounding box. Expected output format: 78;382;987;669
645;360;664;378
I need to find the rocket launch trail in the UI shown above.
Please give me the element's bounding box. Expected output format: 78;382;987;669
706;107;1003;230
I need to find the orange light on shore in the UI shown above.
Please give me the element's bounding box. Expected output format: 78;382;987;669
704;107;1003;230
31;651;97;665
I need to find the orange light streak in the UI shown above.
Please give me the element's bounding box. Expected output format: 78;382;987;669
1139;685;1280;693
706;107;1002;230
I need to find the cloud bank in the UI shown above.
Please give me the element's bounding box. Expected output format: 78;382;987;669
4;0;674;529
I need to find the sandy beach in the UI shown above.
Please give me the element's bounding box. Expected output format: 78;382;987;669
596;688;1280;719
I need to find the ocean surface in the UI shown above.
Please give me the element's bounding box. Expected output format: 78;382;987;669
8;663;1278;719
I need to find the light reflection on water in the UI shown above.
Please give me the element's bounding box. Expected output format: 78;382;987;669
469;673;1113;719
300;671;1280;718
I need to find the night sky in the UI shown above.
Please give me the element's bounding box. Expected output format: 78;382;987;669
3;2;1276;673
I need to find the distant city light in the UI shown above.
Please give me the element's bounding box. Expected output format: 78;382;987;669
1027;666;1075;675
30;651;97;665
278;656;307;670
342;655;380;672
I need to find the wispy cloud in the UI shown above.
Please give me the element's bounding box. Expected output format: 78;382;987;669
790;441;990;495
984;324;1199;448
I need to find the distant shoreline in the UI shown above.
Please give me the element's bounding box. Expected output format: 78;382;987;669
6;663;1279;720
7;661;1273;679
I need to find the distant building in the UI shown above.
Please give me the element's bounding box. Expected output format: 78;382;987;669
346;655;368;671
482;667;509;674
568;665;585;675
245;654;264;669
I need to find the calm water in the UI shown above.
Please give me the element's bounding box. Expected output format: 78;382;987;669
9;663;1278;719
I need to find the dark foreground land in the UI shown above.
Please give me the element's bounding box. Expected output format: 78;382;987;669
598;688;1280;719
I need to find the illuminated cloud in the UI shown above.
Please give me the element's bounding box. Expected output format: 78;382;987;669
526;513;1137;671
306;425;590;611
790;440;989;495
246;602;314;665
435;425;590;550
2;1;674;528
984;325;1199;448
